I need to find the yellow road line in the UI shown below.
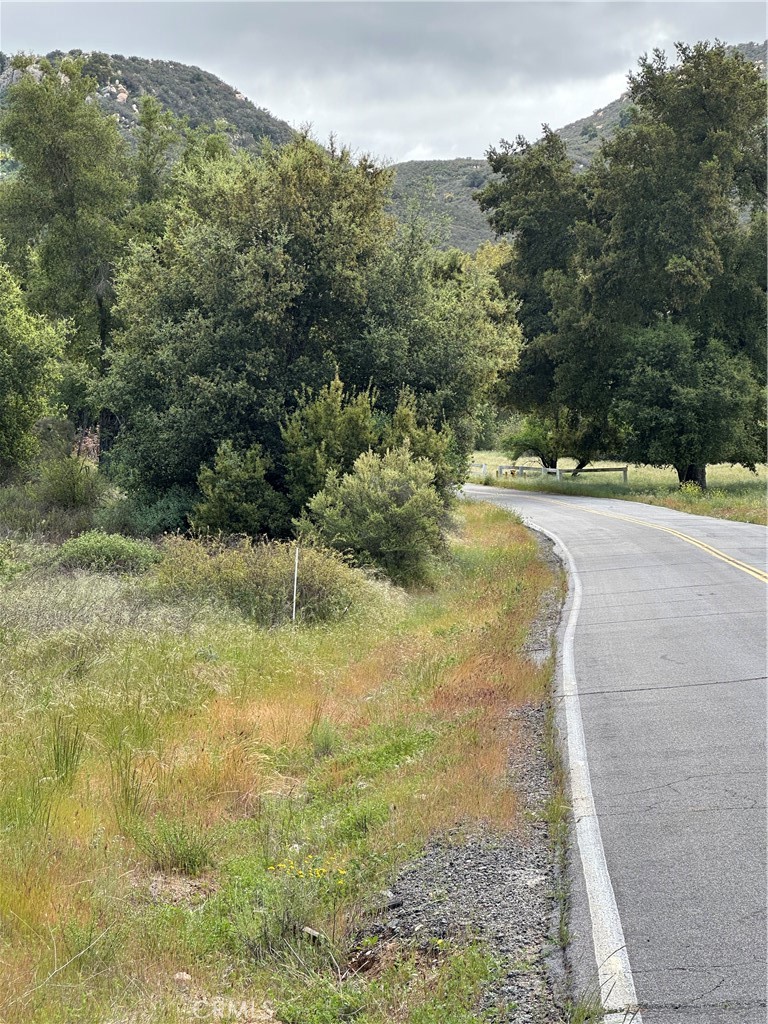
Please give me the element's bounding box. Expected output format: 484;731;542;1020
507;491;768;584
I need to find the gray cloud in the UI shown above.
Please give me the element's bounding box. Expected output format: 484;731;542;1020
2;2;764;159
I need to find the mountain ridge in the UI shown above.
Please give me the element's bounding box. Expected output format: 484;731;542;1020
1;41;764;250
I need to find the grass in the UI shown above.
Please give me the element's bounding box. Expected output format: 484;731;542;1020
0;499;558;1023
470;451;767;526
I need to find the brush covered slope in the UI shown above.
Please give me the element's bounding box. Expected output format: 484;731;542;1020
0;49;293;151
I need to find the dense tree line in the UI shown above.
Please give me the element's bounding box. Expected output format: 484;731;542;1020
0;53;519;553
479;42;766;487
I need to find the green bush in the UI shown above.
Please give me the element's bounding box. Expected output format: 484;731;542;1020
281;376;380;514
381;389;463;504
57;530;160;573
152;535;375;625
95;485;195;537
192;441;289;537
301;446;450;585
0;456;111;539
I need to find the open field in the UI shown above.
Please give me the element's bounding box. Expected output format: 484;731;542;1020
0;502;561;1023
470;452;768;526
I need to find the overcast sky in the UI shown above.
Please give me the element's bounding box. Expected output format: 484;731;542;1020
2;2;765;161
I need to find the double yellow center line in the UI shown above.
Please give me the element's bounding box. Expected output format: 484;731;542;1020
516;492;768;584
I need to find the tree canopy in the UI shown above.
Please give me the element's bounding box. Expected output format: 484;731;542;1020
479;42;767;485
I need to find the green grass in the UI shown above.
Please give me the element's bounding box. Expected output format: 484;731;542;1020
470;451;767;525
0;500;557;1022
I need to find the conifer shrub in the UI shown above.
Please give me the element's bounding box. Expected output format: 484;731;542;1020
192;441;289;537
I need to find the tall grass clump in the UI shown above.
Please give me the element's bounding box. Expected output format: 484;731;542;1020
57;530;160;573
129;816;213;875
152;536;382;625
46;715;86;785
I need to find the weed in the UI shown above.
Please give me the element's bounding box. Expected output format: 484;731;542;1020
130;815;214;875
309;716;342;759
109;746;153;823
47;715;86;785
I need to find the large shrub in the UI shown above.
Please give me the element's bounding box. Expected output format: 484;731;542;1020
152;536;374;625
301;447;450;585
281;376;380;514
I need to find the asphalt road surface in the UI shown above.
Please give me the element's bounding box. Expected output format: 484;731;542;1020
464;485;767;1024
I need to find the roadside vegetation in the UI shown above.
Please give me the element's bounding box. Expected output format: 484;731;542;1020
0;500;559;1023
0;36;765;1024
470;453;767;526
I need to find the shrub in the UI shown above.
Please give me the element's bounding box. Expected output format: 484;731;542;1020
34;455;109;511
192;441;289;537
281;376;380;513
95;484;195;537
152;535;375;625
301;446;450;585
0;456;111;539
381;389;463;504
58;529;160;573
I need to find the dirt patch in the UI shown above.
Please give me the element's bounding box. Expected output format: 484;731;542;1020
131;870;219;908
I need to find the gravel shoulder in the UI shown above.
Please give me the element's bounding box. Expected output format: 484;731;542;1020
364;532;570;1022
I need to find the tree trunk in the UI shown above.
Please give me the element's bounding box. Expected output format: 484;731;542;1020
676;464;707;489
571;458;589;477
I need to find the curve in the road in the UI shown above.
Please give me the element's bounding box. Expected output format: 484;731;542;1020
464;485;767;1024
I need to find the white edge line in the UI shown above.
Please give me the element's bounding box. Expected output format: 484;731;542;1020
526;519;644;1023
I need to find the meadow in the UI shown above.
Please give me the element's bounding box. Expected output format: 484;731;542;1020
470;452;768;526
0;501;559;1024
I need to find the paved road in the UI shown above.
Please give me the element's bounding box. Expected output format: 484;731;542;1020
464;485;767;1024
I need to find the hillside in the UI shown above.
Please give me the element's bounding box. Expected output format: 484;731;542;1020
0;49;294;150
388;157;496;251
390;39;767;249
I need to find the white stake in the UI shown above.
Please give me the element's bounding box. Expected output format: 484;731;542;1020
292;545;300;623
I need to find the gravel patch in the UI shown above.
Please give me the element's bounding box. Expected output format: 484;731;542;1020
361;541;568;1022
365;705;564;1022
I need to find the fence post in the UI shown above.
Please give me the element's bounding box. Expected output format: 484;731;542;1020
292;545;299;623
555;467;561;481
622;467;628;484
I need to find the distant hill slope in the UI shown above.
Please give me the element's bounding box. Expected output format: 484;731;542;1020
557;40;767;167
388;158;496;251
0;49;294;150
390;39;767;250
